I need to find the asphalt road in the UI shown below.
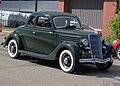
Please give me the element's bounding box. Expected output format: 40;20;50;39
0;34;120;86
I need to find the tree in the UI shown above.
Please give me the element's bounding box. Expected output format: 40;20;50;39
109;11;120;41
108;0;120;42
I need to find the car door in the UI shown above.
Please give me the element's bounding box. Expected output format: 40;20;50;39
32;16;54;55
20;16;54;55
18;15;37;52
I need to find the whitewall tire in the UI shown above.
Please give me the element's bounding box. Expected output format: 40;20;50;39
8;39;20;59
117;46;120;60
59;50;78;73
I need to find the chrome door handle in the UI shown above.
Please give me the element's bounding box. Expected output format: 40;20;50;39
32;32;36;35
49;32;53;34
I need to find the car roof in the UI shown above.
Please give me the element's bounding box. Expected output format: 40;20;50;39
30;11;77;18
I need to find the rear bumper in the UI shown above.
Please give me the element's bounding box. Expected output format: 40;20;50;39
79;57;112;63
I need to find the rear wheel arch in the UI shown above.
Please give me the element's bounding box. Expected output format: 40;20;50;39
6;37;14;46
6;34;24;50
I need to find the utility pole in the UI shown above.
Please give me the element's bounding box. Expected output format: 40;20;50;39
0;0;1;4
35;0;38;12
19;0;21;12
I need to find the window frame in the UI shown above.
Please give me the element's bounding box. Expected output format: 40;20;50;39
53;16;81;29
35;16;52;29
28;16;36;26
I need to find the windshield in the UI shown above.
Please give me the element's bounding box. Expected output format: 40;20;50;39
53;17;81;29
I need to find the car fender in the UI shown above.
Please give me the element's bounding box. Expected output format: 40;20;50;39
112;39;120;50
3;31;23;50
47;41;81;60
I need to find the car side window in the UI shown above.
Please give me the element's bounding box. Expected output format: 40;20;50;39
28;16;35;26
36;16;51;28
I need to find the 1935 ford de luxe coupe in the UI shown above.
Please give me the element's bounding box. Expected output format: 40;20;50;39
2;11;113;73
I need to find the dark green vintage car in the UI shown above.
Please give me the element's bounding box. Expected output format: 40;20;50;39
2;11;113;73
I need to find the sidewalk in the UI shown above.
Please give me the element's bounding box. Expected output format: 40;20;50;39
0;27;15;35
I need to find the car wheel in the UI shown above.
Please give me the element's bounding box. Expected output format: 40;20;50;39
8;39;20;59
117;46;120;60
96;61;113;70
59;50;78;73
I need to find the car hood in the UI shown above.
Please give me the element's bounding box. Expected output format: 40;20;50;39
55;29;97;38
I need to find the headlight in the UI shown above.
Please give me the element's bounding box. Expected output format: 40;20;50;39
82;38;88;46
103;39;110;45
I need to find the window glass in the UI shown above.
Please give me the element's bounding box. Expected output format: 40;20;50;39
36;16;51;28
53;17;81;29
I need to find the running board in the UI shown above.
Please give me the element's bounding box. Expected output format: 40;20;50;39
19;50;48;59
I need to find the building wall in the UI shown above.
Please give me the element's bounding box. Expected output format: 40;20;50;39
69;0;104;29
59;0;117;36
37;1;58;11
0;0;59;12
102;0;117;36
59;0;64;12
0;0;59;27
59;0;104;29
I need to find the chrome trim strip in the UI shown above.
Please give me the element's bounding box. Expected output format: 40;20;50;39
79;58;94;63
94;58;112;63
88;34;94;61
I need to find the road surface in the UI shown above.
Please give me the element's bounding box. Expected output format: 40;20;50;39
0;34;120;86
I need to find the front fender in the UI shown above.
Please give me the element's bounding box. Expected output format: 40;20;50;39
48;41;81;60
3;31;23;49
106;45;116;57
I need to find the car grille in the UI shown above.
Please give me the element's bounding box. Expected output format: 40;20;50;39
88;34;103;59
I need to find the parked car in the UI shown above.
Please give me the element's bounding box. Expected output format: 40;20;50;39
1;11;113;73
112;39;120;59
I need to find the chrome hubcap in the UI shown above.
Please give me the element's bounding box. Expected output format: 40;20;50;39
10;43;16;55
63;55;71;68
63;57;69;65
118;50;120;59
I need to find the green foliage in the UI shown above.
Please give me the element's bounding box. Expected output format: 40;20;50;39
109;11;120;43
102;36;114;44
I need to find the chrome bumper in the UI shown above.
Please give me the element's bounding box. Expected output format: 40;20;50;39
79;58;112;63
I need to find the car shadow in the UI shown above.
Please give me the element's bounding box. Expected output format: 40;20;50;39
19;55;120;81
20;55;60;69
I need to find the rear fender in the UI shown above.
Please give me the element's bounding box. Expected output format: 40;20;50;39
3;31;23;50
